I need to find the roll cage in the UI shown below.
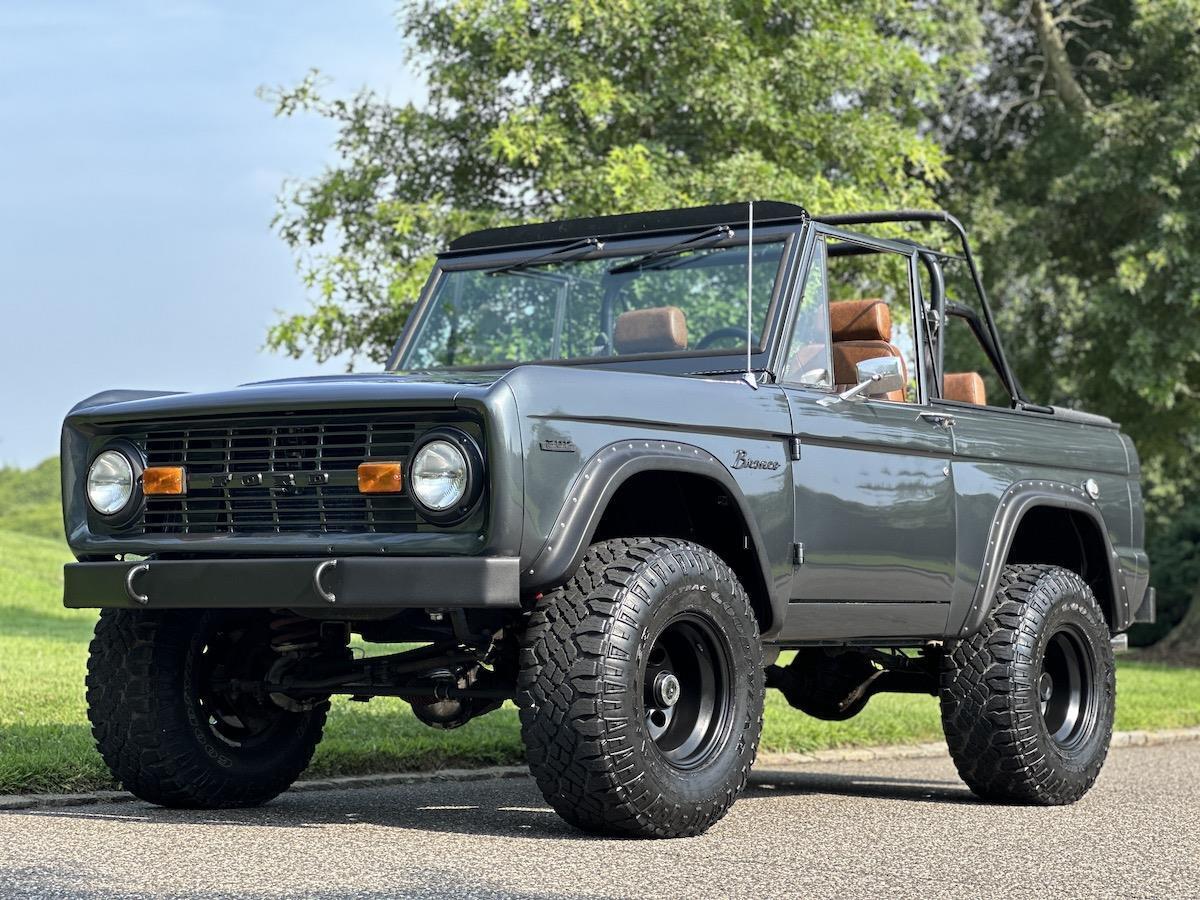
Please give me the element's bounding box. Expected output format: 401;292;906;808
813;209;1026;408
390;203;1026;408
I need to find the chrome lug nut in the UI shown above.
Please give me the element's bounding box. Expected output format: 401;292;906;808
653;671;681;708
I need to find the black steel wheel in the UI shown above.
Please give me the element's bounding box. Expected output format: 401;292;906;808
1040;624;1100;750
940;564;1115;805
87;609;327;809
643;614;734;769
518;538;764;838
194;620;305;751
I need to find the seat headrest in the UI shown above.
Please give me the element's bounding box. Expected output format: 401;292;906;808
830;299;891;342
832;342;908;403
613;306;688;354
944;372;987;406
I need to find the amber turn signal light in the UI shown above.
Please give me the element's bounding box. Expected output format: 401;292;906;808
357;461;404;494
143;466;186;496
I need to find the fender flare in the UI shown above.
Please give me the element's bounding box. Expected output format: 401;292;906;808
523;440;779;628
958;479;1127;637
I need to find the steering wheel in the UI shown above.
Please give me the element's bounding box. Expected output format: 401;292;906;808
695;326;748;350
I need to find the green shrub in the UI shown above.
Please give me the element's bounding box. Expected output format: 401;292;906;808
1132;507;1200;646
0;457;62;542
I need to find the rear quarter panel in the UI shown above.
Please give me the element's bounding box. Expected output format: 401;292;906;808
942;401;1144;633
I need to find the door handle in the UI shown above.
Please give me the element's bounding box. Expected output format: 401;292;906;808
918;411;956;429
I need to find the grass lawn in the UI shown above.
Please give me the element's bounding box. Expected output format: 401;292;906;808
2;529;1199;795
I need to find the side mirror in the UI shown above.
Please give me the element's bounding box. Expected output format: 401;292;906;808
818;355;906;407
856;356;905;398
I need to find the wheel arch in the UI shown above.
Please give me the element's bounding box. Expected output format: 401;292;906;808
523;441;779;636
958;480;1127;637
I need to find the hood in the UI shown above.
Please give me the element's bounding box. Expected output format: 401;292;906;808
65;370;503;424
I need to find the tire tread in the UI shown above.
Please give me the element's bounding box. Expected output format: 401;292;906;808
86;609;325;809
940;564;1114;805
517;538;763;838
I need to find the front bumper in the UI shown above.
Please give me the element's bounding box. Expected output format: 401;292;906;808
63;556;521;610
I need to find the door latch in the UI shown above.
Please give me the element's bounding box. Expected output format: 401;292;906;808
918;411;956;430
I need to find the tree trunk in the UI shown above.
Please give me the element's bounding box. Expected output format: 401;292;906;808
1149;583;1200;665
1030;0;1093;112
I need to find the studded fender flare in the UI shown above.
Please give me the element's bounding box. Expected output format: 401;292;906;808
522;440;779;630
958;479;1127;637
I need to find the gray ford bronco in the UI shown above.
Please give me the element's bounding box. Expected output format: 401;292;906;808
62;202;1153;838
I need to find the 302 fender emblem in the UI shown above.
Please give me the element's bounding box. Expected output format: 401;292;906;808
731;449;781;471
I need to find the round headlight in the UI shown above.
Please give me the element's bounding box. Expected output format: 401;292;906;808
410;439;469;511
87;450;135;516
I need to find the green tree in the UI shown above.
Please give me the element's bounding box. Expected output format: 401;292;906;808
263;0;982;367
1141;504;1200;652
944;0;1200;513
943;0;1200;646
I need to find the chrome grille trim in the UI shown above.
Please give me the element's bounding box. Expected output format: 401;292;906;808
108;409;476;535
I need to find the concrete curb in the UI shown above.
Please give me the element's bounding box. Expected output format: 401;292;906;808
752;726;1200;768
4;727;1198;812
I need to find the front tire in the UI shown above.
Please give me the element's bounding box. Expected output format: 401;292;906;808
87;608;327;808
517;538;764;838
940;564;1115;805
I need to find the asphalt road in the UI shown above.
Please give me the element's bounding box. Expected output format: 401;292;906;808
1;742;1197;900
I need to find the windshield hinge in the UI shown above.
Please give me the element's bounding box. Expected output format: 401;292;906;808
484;237;603;277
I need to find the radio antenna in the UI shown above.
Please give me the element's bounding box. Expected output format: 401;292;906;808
741;200;758;389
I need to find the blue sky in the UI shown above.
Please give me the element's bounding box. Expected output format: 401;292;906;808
0;1;424;467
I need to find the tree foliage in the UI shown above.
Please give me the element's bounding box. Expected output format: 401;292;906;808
268;1;1200;647
263;0;981;366
944;0;1200;515
939;0;1200;645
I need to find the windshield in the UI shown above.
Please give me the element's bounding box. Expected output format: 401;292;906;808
397;236;786;370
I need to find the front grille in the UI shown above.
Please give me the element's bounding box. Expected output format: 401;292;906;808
111;410;478;535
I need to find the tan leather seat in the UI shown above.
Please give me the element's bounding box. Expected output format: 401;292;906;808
613;306;688;354
829;298;907;402
944;371;987;405
830;298;892;342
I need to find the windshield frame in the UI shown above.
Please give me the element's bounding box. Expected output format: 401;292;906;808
387;222;808;375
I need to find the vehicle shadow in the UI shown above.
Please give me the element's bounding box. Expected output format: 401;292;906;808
9;777;586;842
9;766;979;840
746;768;980;806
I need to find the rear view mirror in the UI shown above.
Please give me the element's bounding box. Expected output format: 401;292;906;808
857;356;905;398
818;354;905;407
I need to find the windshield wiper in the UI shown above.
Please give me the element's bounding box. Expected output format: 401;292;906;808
484;237;604;277
606;225;735;275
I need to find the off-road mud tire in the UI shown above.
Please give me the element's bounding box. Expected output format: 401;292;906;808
517;538;764;838
87;608;327;808
940;564;1115;805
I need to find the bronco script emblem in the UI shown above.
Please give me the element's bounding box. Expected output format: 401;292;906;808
731;449;781;471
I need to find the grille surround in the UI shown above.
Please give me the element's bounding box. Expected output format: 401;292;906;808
105;410;481;536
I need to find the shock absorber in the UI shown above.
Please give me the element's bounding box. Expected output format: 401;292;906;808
268;615;322;654
265;616;354;712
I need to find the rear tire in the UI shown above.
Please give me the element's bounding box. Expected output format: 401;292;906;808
87;608;327;808
517;538;764;838
940;564;1115;805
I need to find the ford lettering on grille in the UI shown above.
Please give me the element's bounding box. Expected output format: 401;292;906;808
104;409;479;535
